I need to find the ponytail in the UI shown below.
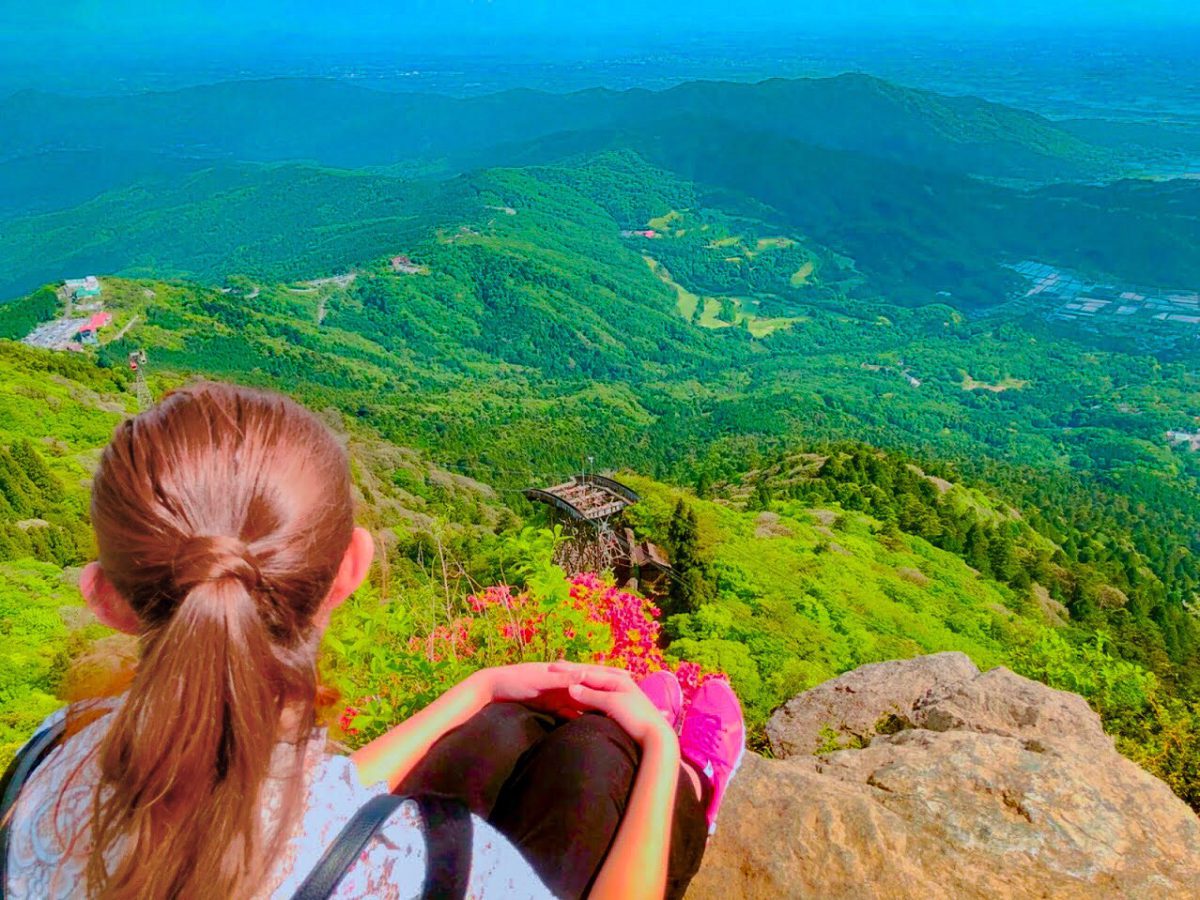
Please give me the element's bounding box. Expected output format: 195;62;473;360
82;384;354;898
89;538;307;898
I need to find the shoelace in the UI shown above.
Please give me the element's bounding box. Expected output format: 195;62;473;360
683;709;729;771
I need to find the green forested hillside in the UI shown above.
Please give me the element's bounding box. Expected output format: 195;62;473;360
2;73;1199;808
1;72;1186;304
503;124;1200;306
3;337;1197;806
3;134;1195;308
0;150;211;220
0;164;448;297
3;149;1197;690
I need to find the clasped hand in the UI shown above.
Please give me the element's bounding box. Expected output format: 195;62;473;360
471;661;674;747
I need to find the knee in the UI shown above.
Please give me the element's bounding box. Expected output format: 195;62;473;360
425;701;551;761
543;714;639;781
469;701;554;746
475;700;546;729
561;712;638;747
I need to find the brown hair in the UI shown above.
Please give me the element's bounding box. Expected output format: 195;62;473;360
84;382;354;898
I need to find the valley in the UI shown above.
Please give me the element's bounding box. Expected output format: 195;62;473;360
3;67;1200;814
642;255;801;337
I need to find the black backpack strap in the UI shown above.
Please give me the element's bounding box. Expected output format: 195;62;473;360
413;794;472;900
290;793;404;900
290;793;472;900
1;718;68;893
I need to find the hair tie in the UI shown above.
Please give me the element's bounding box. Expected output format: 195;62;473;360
174;534;263;594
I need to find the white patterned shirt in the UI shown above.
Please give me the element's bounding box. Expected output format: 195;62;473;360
5;707;556;899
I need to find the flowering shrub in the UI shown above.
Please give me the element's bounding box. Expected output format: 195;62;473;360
568;572;662;678
408;616;476;663
331;569;724;742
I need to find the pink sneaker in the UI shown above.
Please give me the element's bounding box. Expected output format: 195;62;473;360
638;669;683;732
678;679;745;834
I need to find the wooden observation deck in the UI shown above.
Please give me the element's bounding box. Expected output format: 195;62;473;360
524;474;640;522
524;474;670;584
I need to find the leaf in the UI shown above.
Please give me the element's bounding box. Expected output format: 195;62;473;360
325;635;346;655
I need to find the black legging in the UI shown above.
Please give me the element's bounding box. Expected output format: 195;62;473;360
397;702;710;900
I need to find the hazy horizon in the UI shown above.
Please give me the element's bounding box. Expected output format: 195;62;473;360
1;9;1196;130
3;1;1198;52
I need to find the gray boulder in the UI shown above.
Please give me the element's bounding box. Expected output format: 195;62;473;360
914;665;1112;753
688;654;1200;899
766;651;980;756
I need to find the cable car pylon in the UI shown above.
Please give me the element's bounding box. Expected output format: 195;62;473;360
128;349;152;411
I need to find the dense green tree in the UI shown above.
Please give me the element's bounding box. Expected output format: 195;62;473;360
749;480;773;512
8;439;59;496
664;499;711;616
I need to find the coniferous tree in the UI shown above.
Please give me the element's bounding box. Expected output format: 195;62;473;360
0;449;38;518
989;530;1016;582
665;499;710;616
750;479;773;512
0;527;21;560
8;439;58;496
879;518;905;551
964;523;991;574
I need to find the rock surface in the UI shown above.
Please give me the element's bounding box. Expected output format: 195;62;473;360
915;666;1111;753
765;651;981;755
687;654;1200;899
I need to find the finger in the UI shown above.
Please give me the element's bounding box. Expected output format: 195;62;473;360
534;687;584;712
533;671;586;690
543;701;585;720
548;662;636;689
567;683;620;714
570;669;638;693
547;661;593;676
511;668;582;692
549;661;633;679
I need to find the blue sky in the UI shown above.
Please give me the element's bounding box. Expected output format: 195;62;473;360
3;0;1197;44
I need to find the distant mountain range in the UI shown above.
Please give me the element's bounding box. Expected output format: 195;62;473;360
0;72;1127;181
1;73;1197;305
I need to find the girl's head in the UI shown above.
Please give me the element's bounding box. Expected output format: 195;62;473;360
78;381;373;898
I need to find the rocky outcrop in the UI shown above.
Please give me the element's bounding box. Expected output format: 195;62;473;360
765;652;981;755
914;666;1111;752
687;654;1200;899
